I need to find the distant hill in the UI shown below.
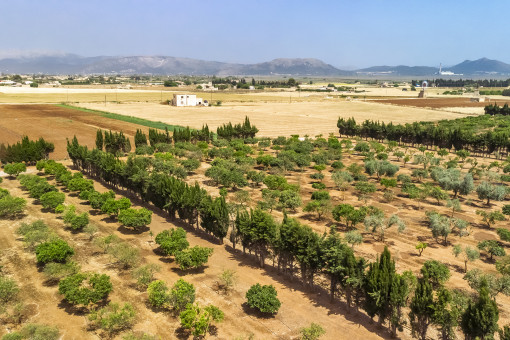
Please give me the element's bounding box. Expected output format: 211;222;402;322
449;58;510;75
1;54;510;77
0;54;352;76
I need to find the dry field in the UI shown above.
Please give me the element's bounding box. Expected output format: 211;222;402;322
0;104;154;159
78;100;477;138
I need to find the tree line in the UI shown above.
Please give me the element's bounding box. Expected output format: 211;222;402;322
0;136;54;164
337;115;510;156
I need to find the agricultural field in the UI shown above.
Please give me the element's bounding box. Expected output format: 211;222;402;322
2;100;510;340
77;100;477;139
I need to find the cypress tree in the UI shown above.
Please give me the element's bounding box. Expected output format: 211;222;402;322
461;280;499;340
409;276;434;339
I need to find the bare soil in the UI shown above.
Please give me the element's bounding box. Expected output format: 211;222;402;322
373;97;510;109
0;104;152;159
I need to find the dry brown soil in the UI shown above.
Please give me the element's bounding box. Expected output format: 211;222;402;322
373;97;510;109
0;104;152;159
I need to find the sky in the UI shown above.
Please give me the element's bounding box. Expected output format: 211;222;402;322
0;0;508;69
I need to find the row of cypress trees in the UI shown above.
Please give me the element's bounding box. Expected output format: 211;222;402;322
0;136;54;164
337;116;510;155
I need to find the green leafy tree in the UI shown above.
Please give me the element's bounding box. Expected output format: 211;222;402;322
345;230;363;249
0;193;26;218
238;209;277;267
147;280;170;308
364;213;405;242
464;269;510;298
155;228;189;256
245;283;281;314
101;197;131;217
39;191;65;212
476;209;505;228
174;246;213;270
169;279;196;313
58;273;113;306
95;129;104;150
416;242;428;256
421;260;450;288
363;247;408;333
35;239;74;264
432;288;467;340
478;240;506;260
179;303;224;337
118;208;152;230
3;163;26;177
354;181;376;201
476;181;507;205
497;228;510;242
453;245;479;273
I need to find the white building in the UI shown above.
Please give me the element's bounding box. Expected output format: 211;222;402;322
172;94;207;107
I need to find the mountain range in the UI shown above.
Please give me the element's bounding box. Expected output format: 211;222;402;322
1;54;510;77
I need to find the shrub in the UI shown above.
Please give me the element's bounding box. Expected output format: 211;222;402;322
108;242;140;269
39;191;65;211
311;190;330;201
179;303;224;337
35;239;74;265
88;302;136;336
175;246;213;270
3;163;26;177
121;332;156;340
300;323;326;340
147;280;170;308
2;324;60;340
216;269;238;294
169;279;196;313
118;208;152;230
16;220;52;249
42;261;80;283
155;228;189;256
497;228;510;242
421;260;451;287
63;206;89;230
311;182;326;190
101;197;131;217
0;275;19;304
132;263;161;289
245;283;281;314
58;273;113;305
0;194;26;218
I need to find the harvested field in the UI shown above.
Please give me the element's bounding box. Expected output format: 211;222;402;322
373;97;510;109
78;101;476;139
0;104;159;159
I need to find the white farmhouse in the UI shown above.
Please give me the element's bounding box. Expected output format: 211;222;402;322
172;94;207;107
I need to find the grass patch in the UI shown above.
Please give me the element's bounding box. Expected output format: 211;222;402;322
56;104;187;132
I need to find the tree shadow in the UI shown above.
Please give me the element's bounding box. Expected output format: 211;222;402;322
241;302;276;319
57;299;89;316
174;327;190;340
117;225;149;235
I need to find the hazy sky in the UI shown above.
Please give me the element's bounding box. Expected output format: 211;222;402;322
0;0;508;68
